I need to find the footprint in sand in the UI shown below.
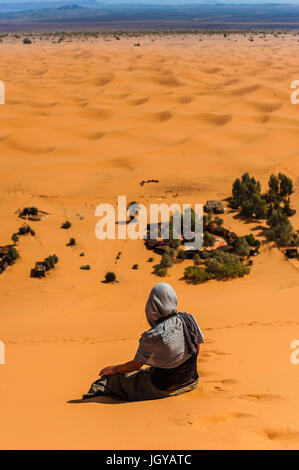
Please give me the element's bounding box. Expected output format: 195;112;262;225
239;393;282;403
178;96;193;104
201;412;251;425
169;414;194;427
130;97;149;106
199;350;230;362
203;378;238;393
261;428;299;443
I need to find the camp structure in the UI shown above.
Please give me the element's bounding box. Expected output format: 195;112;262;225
30;262;46;278
0;245;14;258
0;245;18;274
206;223;238;245
145;238;170;255
17;207;50;221
204;200;225;214
285;248;298;259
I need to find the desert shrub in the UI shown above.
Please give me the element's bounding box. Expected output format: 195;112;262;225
203;231;215;247
105;271;116;282
7;247;19;263
67;238;76;246
243;234;261;249
79;252;85;256
193;253;201;266
23;38;32;44
132;264;138;270
166;247;176;257
203;211;213;226
44;254;58;270
148;257;154;262
153;264;168;277
265;173;294;205
184;266;212;284
204;255;249;280
234;237;250;258
80;265;91;271
201;250;210;260
231;172;295;220
161;252;173;268
214;216;224;227
52;254;58;264
282;198;296;217
176;249;185;261
169;238;181;249
11;233;19;244
61;221;71;229
266;210;294;246
230;172;267;219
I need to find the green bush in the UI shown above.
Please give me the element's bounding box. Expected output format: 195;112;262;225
231;172;295;220
161;252;174;268
61;221;71;229
176;249;185;261
11;233;19;244
80;265;91;271
230;172;267;218
67;238;76;246
243;234;261;249
184;266;212;284
7;247;19;262
203;231;215;247
23;38;32;44
214;216;224;227
105;271;116;282
193;253;201;266
201;250;210;260
153;264;168;277
204;256;250;280
266;210;294;246
234;237;250;258
132;264;138;270
44;254;58;270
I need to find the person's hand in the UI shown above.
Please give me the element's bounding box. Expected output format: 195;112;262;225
99;366;116;377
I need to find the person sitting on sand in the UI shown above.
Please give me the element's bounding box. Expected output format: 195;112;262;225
83;282;204;402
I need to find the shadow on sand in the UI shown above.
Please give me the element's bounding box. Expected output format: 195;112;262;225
68;395;126;405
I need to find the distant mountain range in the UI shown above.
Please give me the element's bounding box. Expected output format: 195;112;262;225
1;2;299;32
1;0;299;12
0;1;96;11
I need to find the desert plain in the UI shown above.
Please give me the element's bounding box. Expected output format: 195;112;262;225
0;32;299;449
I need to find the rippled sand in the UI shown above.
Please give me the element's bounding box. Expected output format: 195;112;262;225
0;33;299;449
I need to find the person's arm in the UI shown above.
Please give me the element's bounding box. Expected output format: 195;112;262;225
99;359;143;377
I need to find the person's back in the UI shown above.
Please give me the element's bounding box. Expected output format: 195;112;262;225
135;312;202;392
83;282;204;402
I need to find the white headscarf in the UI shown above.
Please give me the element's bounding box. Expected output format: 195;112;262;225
145;282;178;328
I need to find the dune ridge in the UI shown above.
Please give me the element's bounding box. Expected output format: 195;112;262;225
0;33;298;450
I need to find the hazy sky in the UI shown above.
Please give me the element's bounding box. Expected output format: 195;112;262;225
1;0;299;3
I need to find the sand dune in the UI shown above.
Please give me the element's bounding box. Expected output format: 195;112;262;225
0;33;299;450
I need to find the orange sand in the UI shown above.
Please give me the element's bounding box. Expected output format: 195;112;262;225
0;33;299;449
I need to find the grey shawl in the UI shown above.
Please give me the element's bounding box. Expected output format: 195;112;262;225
134;283;204;369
